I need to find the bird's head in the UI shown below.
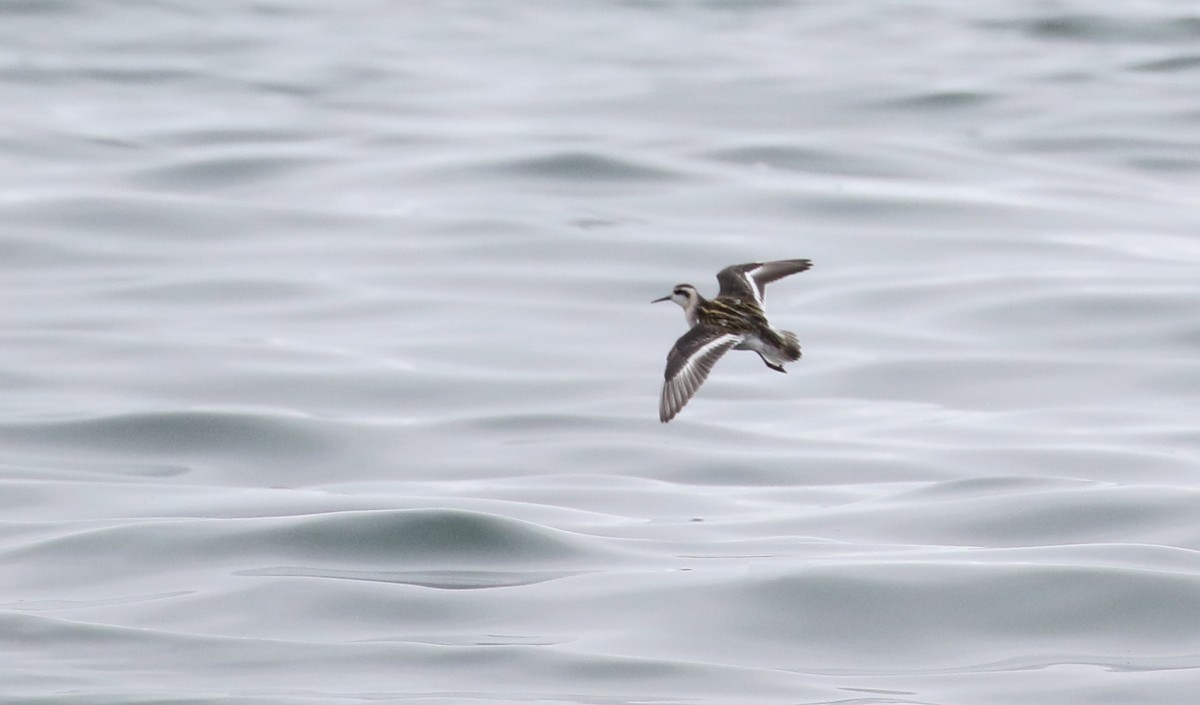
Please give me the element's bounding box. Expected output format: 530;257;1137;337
652;284;699;309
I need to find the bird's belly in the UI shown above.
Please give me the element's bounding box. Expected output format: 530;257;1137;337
735;332;797;367
734;334;771;354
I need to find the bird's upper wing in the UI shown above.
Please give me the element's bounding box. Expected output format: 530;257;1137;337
660;325;743;423
715;259;812;308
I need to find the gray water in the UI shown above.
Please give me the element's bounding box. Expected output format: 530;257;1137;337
4;1;1200;703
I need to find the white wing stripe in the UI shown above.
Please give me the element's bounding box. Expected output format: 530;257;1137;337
660;332;743;422
741;266;765;308
674;333;741;382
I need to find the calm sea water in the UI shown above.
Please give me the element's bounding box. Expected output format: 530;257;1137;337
3;1;1200;703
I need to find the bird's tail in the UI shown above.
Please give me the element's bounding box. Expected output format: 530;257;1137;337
777;330;802;362
755;329;802;373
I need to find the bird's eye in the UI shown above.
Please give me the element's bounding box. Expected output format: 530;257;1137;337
674;288;687;296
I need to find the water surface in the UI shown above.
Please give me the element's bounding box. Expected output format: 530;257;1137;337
3;1;1200;703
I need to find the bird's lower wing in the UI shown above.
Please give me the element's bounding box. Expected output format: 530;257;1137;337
661;327;743;422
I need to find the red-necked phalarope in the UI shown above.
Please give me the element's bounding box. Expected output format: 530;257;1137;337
653;259;812;423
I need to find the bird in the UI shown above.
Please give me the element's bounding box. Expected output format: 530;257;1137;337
652;259;812;423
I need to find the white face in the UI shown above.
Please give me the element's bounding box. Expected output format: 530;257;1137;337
653;284;698;308
668;285;696;308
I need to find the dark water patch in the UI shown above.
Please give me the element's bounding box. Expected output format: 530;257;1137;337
0;0;78;15
662;448;938;487
1128;155;1200;174
131;154;328;191
3;509;614;588
1005;135;1200;158
1130;54;1200;73
871;89;995;112
444;412;634;434
241;566;583;589
994;132;1200;179
162;126;321;148
250;508;602;566
0;410;342;464
621;0;798;10
81;66;203;86
787;188;1031;226
704;143;915;178
989;14;1200;44
485;150;686;182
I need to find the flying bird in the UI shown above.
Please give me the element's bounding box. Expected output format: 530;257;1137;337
653;259;812;422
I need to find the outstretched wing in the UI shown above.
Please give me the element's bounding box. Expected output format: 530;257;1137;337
715;259;812;308
660;325;743;423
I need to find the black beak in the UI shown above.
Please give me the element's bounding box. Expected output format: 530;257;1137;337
651;295;671;303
